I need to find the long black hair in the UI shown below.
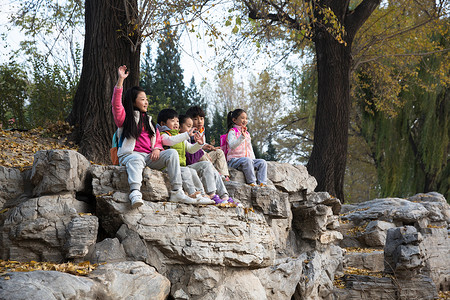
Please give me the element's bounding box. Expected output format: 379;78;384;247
227;109;246;131
122;86;154;139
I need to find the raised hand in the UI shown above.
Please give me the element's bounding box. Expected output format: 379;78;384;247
118;65;129;79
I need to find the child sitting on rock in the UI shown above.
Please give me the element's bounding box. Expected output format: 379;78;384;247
226;109;267;187
156;109;214;205
185;106;230;181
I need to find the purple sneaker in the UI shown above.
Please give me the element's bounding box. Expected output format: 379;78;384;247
212;194;227;204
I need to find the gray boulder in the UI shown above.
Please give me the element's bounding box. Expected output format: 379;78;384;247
31;150;91;196
0;193;97;261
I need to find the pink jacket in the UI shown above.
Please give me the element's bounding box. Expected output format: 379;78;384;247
226;125;255;161
111;87;163;156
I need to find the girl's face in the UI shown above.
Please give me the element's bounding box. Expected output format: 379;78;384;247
233;112;248;127
179;118;193;133
134;92;148;113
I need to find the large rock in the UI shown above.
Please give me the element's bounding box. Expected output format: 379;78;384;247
340;198;430;225
0;261;170;300
267;162;317;194
91;165;170;202
362;220;396;247
31;150;91;196
384;226;424;275
95;197;275;270
89;261;170;299
0;166;24;209
0;193;97;261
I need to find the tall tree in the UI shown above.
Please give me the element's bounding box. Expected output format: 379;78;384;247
231;0;446;201
150;25;189;116
10;0;210;162
186;76;206;109
67;0;142;163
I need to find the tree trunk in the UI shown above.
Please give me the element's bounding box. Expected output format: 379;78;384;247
307;31;352;202
68;0;141;163
306;0;380;202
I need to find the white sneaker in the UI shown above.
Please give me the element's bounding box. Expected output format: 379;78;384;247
195;195;215;205
129;190;144;208
170;189;197;204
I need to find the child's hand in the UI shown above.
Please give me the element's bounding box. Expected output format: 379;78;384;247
188;127;197;137
118;65;129;79
194;132;203;144
240;126;247;134
150;149;160;161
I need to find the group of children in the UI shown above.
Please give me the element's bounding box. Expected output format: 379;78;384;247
112;65;267;208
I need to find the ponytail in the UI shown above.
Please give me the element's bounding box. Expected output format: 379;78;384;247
227;109;246;131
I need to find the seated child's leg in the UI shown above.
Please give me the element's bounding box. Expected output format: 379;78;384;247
120;152;147;191
190;168;206;195
253;159;268;185
188;161;216;195
228;157;257;184
212;167;229;200
208;149;230;177
146;149;182;191
180;166;197;196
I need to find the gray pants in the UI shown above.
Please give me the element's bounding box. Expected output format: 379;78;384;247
119;149;182;191
181;166;205;195
228;157;267;184
188;161;228;198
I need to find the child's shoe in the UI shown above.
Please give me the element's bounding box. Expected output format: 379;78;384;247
248;183;257;187
211;194;228;204
195;193;215;205
226;197;243;207
259;183;267;187
129;190;144;208
170;189;197;204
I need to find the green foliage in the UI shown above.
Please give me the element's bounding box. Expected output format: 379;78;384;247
357;31;450;199
27;59;78;128
151;26;188;116
0;61;29;129
141;25;193;119
206;105;227;147
186;76;207;109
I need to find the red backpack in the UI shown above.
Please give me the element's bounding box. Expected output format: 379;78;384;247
220;127;239;157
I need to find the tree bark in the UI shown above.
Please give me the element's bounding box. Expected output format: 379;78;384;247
68;0;141;163
307;0;380;202
307;31;352;201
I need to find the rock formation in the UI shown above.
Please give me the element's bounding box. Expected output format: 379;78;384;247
0;149;449;300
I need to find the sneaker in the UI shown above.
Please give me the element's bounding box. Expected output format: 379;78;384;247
129;190;144;208
227;197;243;207
196;196;215;205
248;183;257;187
170;189;197;204
211;194;228;204
259;183;267;187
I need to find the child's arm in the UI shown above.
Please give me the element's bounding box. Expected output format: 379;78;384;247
153;128;164;150
161;132;190;146
185;141;203;154
227;130;245;150
111;66;129;127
